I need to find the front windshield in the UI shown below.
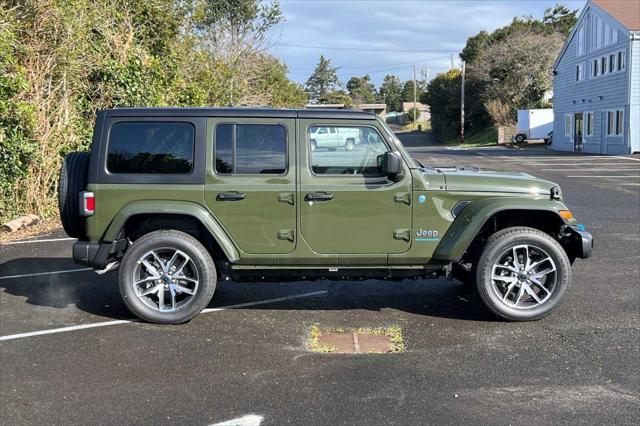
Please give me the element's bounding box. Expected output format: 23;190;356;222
376;117;419;168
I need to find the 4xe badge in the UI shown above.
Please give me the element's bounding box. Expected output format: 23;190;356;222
415;229;439;241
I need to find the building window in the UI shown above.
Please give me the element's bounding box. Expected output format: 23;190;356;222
585;112;594;137
616;110;624;135
607;109;624;136
609;54;616;73
576;63;584;81
601;56;607;75
577;26;585;55
593;15;616;50
618;51;625;71
565;115;572;138
593;59;599;77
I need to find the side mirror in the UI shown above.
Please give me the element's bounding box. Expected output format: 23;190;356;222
379;151;403;180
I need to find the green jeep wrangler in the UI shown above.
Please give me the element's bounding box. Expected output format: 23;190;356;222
59;108;592;324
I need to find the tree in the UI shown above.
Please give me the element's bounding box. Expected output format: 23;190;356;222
379;74;403;112
195;0;284;51
424;70;461;141
324;90;353;108
543;4;578;36
346;75;377;104
467;29;564;125
405;107;421;124
305;55;341;103
401;79;427;103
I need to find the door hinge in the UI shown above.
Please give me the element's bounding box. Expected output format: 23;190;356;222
393;229;411;242
393;192;411;205
278;192;295;205
277;229;295;242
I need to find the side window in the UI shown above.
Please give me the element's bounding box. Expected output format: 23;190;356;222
215;124;287;175
107;122;194;174
308;125;389;176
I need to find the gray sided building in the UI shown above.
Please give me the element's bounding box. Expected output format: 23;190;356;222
552;0;639;154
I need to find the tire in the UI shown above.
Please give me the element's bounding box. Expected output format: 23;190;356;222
475;227;571;321
118;230;217;324
310;139;317;151
514;134;526;144
58;151;90;239
345;138;355;151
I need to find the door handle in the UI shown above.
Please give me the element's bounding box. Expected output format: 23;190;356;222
216;192;246;201
304;192;334;202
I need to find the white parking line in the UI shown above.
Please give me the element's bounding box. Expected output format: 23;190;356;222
212;414;264;426
2;237;75;246
619;183;640;186
0;290;328;341
541;168;640;172
566;175;640;178
527;163;640;166
0;268;92;281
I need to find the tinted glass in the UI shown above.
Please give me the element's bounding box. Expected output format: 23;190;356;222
107;122;194;174
215;124;233;174
215;124;287;175
309;125;388;176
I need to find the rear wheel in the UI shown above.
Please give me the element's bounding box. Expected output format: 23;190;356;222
119;230;217;324
58;152;90;239
514;133;526;143
475;227;571;321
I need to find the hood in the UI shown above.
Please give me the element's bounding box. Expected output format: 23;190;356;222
435;166;559;196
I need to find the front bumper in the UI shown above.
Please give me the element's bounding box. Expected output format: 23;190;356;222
566;226;593;259
73;239;127;269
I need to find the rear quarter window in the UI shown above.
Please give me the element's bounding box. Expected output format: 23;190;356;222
107;122;195;174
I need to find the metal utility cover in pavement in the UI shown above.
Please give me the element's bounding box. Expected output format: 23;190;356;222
311;327;404;354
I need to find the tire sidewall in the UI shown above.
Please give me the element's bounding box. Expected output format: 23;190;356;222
119;231;216;324
476;230;571;321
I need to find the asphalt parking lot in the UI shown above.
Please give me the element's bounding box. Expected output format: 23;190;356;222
1;142;639;425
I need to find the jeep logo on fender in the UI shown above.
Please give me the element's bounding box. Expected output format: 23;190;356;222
416;229;438;238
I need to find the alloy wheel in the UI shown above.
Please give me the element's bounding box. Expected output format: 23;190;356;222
132;248;199;312
490;244;557;310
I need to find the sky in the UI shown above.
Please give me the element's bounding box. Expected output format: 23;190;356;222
266;0;586;87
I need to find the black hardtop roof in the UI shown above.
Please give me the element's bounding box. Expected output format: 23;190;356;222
100;107;376;120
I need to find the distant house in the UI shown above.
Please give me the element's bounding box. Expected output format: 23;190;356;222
401;102;430;124
551;0;640;154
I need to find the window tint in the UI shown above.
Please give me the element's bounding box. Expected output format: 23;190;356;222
215;124;286;175
107;122;194;174
308;125;389;176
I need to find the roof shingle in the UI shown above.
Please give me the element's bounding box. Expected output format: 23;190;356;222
592;0;640;31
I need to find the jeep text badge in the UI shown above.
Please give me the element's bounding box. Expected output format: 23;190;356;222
415;229;439;241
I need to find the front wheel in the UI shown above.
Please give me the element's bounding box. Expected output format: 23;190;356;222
475;227;571;321
514;133;526;143
119;230;217;324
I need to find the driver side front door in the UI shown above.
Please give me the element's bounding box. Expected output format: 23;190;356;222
298;120;413;259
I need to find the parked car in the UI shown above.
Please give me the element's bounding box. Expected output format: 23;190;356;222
515;109;554;143
309;125;360;151
59;107;593;324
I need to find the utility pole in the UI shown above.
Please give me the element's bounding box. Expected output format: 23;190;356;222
413;64;417;126
451;54;454;70
460;60;465;143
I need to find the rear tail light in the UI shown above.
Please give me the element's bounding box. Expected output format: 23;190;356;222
80;191;95;217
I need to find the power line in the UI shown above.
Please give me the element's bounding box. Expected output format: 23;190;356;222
276;42;458;53
287;55;452;73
